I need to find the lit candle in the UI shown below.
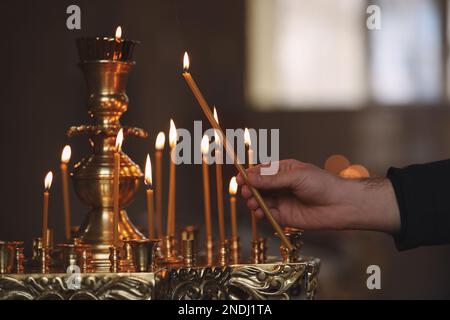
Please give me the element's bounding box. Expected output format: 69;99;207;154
113;129;123;247
229;176;238;240
201;135;212;242
60;145;72;241
114;26;122;60
213;107;225;245
42;171;53;247
155;132;165;238
167;120;177;237
181;52;293;251
115;26;122;40
245;128;258;242
144;154;155;239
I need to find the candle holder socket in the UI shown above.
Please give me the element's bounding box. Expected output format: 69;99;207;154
251;238;267;264
127;239;159;272
182;239;196;267
109;246;122;273
206;236;214;266
39;246;52;274
120;239;135;272
12;243;25;274
58;242;93;273
278;228;303;263
0;241;12;274
230;237;240;265
218;240;230;267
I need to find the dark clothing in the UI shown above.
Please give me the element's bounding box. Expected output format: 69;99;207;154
387;159;450;250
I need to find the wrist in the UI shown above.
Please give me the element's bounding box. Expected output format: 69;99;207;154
342;177;401;233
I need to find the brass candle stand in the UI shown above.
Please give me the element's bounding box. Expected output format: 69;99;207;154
68;36;147;271
0;226;319;300
0;229;320;300
0;34;320;300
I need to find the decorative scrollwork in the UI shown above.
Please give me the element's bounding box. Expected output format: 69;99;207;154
0;275;153;300
228;264;306;300
0;260;319;300
168;267;231;300
166;262;318;300
304;259;320;300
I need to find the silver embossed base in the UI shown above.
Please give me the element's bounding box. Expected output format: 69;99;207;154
0;273;155;300
0;257;319;300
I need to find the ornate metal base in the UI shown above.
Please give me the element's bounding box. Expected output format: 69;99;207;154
0;257;319;300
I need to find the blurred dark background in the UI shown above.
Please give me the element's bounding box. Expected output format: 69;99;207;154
1;0;450;299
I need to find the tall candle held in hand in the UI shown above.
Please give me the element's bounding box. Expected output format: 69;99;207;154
42;171;53;247
144;154;155;239
167;120;177;237
181;52;294;251
60;145;72;241
245;128;258;242
201;135;212;241
155;132;165;238
229;176;238;240
213;108;226;245
113;129;123;247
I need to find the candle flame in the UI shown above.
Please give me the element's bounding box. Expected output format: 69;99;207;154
201;134;210;155
244;128;251;147
155;131;166;150
44;171;53;191
213;107;220;144
183;52;190;71
61;145;72;164
115;26;122;39
213;107;219;125
229;176;238;195
144;154;152;186
115;129;124;152
169;119;177;149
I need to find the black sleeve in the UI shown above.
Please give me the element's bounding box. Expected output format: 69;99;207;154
387;159;450;250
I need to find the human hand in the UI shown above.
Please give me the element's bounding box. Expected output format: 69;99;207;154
237;159;400;233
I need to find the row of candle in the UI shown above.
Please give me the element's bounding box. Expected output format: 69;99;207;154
39;122;257;252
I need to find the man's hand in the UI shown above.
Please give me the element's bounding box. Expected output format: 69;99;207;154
237;159;401;234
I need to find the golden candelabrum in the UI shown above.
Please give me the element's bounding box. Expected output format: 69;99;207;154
0;34;320;300
68;36;146;272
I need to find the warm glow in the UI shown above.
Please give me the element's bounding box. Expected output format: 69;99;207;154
201;135;210;155
115;129;124;152
61;145;72;164
144;154;152;186
44;171;53;191
244;128;251;147
349;164;370;178
169;119;177;149
229;176;238;195
213;107;220;144
183;52;190;71
155;131;165;151
115;26;122;39
339;167;361;179
324;154;350;175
